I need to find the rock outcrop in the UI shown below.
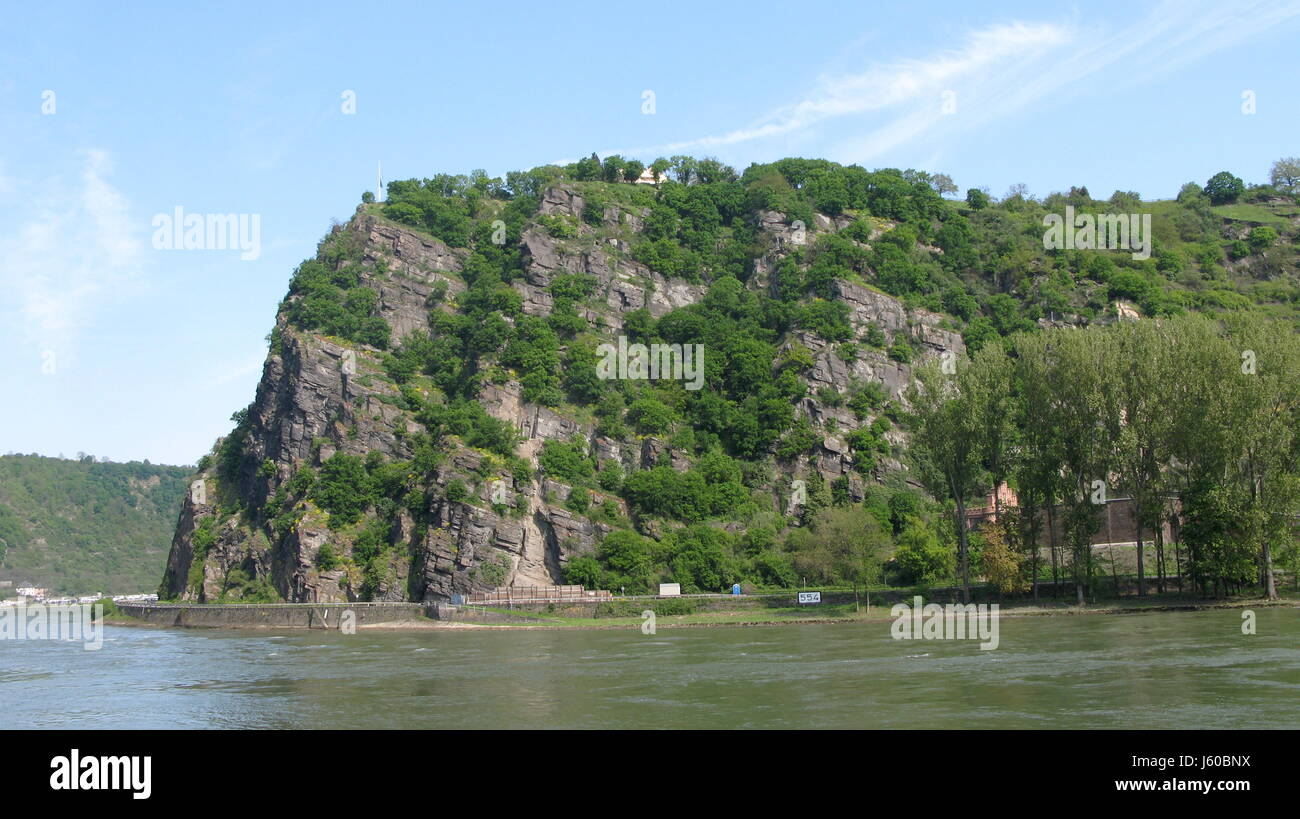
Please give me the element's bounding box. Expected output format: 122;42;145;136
161;184;965;604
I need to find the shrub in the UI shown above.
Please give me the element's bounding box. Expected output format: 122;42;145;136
315;543;340;571
566;485;591;513
888;338;913;363
538;439;595;484
892;517;953;584
1248;226;1278;252
311;453;373;527
445;479;469;503
626;397;677;435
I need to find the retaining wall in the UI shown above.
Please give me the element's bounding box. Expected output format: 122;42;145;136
118;602;431;629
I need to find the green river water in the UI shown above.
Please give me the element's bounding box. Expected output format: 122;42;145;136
1;608;1296;729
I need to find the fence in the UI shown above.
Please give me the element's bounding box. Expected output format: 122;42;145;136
465;585;614;605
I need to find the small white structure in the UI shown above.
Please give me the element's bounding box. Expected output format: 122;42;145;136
635;166;663;185
658;583;681;597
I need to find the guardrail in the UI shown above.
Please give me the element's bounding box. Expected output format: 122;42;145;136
465;585;614;604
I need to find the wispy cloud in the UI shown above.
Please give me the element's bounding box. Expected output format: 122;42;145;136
0;150;142;354
605;20;1071;162
675;21;1070;155
201;348;267;389
611;0;1300;166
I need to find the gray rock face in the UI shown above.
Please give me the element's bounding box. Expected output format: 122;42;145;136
539;186;585;219
240;327;411;488
159;487;273;603
831;279;964;355
163;187;962;604
358;214;466;276
519;201;707;330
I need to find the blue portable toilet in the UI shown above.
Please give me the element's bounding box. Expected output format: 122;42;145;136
731;583;742;595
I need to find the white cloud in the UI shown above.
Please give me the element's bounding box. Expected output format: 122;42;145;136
0;150;142;352
614;0;1300;166
609;21;1072;161
202;348;267;389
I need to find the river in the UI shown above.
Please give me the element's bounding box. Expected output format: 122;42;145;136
2;608;1297;729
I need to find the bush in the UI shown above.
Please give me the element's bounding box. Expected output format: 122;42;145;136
597;529;657;593
892;517;953;584
311;453;373;527
315;543;340;571
564;554;602;588
888;339;913;363
445;479;469;503
285;259;392;349
582;193;607;226
538;439;595;484
566;485;591;513
1248;226;1278;252
626;397;677;435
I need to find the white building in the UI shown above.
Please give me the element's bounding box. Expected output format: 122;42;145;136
635;166;669;185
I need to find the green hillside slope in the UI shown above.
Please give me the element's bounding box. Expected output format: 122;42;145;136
0;454;191;594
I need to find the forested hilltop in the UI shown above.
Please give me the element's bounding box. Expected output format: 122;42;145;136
161;154;1300;606
0;454;192;594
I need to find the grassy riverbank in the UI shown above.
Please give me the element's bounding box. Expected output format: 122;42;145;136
98;587;1300;631
446;588;1300;630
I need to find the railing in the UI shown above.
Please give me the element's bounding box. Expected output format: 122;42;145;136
465;585;613;604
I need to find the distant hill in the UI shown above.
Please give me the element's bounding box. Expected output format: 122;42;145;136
0;454;191;594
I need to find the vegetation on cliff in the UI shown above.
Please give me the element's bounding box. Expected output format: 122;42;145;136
173;152;1300;603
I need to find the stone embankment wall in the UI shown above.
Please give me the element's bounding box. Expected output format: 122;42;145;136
118;602;430;628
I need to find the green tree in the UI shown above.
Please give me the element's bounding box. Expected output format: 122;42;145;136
821;505;892;609
905;359;986;601
1107;319;1175;595
622;160;646;183
1204;171;1245;205
965;188;990;210
1221;314;1300;600
892;516;953;584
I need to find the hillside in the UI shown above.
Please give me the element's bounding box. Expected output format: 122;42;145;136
0;454;192;594
159;155;1300;604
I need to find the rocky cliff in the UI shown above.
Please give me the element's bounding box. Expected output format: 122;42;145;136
161;181;963;604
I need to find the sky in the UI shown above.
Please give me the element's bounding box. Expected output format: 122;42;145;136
1;0;1297;466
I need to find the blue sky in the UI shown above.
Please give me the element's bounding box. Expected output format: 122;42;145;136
2;0;1297;466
